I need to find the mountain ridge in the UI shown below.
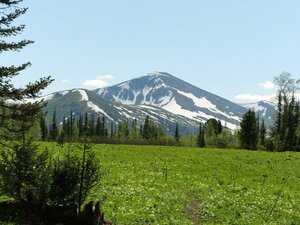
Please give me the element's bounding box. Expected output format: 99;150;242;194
26;72;277;134
94;72;247;129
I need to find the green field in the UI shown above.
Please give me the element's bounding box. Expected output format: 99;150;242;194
41;143;299;225
3;143;300;224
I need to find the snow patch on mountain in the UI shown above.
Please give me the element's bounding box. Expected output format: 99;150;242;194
73;89;89;101
177;90;215;110
60;90;69;96
86;101;112;120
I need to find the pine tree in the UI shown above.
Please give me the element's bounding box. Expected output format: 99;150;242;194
197;123;205;147
62;115;67;134
101;114;106;136
69;110;74;138
239;110;258;150
110;122;114;138
217;120;223;134
84;113;89;135
260;119;266;147
89;114;95;137
174;123;180;142
0;0;52;207
78;113;83;137
276;91;282;135
49;108;58;141
40;114;48;141
143;115;150;139
95;116;101;137
130;118;138;139
0;0;53;142
273;73;300;151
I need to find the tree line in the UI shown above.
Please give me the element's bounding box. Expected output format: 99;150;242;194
239;72;300;151
35;72;300;152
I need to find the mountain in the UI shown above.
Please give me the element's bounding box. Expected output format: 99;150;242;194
94;72;247;130
40;88;200;135
242;100;277;126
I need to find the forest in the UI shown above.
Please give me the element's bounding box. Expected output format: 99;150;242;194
0;0;299;224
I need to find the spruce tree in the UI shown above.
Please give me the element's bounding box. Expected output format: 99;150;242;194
0;0;53;141
174;123;180;142
40;113;48;141
49;108;58;141
0;0;52;207
273;73;300;151
95;115;101;137
84;112;89;135
239;110;258;150
78;113;83;137
110;122;114;138
69;109;74;138
197;123;205;147
143;115;150;139
260;119;266;147
101;114;106;136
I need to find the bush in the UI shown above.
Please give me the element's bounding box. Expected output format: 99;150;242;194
0;140;50;205
48;143;100;212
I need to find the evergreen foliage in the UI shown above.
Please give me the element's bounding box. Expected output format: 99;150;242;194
197;123;205;147
239;110;258;150
0;140;50;204
259;119;266;147
174;123;180;142
0;0;52;142
272;72;300;151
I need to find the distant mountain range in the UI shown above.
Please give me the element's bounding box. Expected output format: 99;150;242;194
242;101;277;126
37;72;277;135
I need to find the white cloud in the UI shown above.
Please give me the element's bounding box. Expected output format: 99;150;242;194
62;79;71;84
83;75;114;88
234;93;276;102
96;75;114;80
258;81;275;90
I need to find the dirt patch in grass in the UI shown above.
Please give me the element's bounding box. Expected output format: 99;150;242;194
186;194;203;224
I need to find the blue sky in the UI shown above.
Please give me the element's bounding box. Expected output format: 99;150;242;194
3;0;300;103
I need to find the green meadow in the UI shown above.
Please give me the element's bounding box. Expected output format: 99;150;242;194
2;143;300;224
43;143;300;224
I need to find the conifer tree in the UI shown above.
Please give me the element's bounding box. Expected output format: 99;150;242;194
0;0;52;207
239;110;258;150
62;115;67;134
84;112;89;135
174;123;180;142
101;114;106;136
95;115;101;137
0;0;53;142
89;114;95;137
143;115;150;139
273;73;300;151
110;121;114;138
49;108;58;141
78;113;83;137
40;114;48;141
197;123;205;147
260;119;266;147
69;110;74;138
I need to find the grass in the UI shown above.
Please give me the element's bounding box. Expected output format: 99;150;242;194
3;143;300;224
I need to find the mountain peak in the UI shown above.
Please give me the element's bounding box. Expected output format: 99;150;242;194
146;71;173;78
94;72;249;129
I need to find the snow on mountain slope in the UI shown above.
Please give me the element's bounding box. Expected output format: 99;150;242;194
37;88;199;135
95;72;247;129
242;100;277;124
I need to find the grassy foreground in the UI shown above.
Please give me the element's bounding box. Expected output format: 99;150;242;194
4;143;300;224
